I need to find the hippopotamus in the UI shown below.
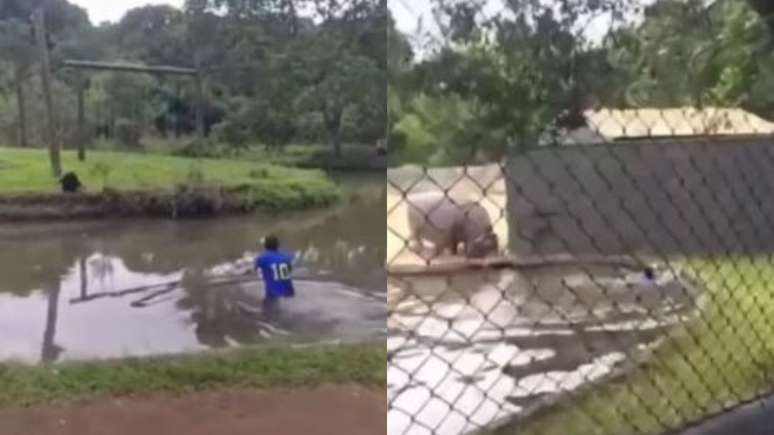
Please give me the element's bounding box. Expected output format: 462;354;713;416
406;191;498;258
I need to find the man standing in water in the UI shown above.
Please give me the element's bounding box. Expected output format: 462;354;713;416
254;235;295;304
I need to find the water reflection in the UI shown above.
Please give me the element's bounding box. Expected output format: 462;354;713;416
0;173;386;363
41;282;62;363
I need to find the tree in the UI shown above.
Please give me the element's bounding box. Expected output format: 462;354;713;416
0;0;89;156
294;38;382;156
0;0;90;35
114;5;189;66
387;13;413;146
292;0;385;156
607;0;773;115
397;1;617;160
188;0;384;154
88;70;159;144
0;18;35;147
0;0;385;155
747;0;774;34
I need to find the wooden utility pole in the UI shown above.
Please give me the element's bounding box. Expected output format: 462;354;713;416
77;80;86;161
194;54;206;140
33;8;62;178
14;65;28;147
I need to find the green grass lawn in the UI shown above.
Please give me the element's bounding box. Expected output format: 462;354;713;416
117;137;382;170
0;147;331;193
501;257;774;435
0;343;385;408
240;144;383;169
0;147;340;210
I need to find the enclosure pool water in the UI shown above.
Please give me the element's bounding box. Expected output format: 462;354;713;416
0;173;386;363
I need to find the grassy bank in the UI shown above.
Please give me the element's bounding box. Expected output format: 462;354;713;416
0;343;385;408
154;139;385;171
0;148;340;215
498;257;774;435
241;145;386;170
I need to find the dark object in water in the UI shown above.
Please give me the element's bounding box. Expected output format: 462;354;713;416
60;172;82;193
644;266;656;281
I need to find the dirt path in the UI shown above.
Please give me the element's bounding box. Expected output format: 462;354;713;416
0;386;385;435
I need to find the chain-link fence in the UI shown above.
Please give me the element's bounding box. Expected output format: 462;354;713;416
387;107;774;435
387;0;774;432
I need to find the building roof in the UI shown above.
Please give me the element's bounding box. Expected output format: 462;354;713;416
584;107;774;140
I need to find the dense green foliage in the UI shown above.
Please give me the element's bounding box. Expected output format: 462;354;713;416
389;0;774;165
0;0;385;156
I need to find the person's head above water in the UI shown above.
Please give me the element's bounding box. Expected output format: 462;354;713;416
264;234;280;251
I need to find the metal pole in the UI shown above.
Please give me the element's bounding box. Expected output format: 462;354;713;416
34;8;62;178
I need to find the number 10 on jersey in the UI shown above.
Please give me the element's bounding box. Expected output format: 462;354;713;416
271;263;291;281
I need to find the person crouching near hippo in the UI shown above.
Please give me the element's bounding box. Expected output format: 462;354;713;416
254;235;295;312
406;191;498;260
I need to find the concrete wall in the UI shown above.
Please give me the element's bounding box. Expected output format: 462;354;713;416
506;139;774;257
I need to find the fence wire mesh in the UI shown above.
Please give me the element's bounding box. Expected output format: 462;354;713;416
387;0;774;433
387;112;774;435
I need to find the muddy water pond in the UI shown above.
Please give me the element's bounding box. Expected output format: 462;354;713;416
387;263;704;435
0;173;386;363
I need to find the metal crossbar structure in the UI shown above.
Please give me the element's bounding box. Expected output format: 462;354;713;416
59;60;199;77
58;58;207;144
387;107;774;435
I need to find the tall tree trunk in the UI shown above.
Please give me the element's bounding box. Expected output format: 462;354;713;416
194;54;206;140
331;126;342;158
34;8;62;178
14;65;28;148
324;109;343;158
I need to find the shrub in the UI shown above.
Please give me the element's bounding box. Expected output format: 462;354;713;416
89;161;113;190
171;184;225;218
186;162;206;186
175;138;233;159
212;120;250;149
114;118;142;148
249;168;271;179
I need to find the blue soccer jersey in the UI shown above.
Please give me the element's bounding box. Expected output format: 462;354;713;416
255;251;295;299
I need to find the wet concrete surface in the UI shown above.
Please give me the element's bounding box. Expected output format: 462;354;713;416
0;173;386;363
387;263;703;435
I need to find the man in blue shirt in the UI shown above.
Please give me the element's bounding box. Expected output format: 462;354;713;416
254;234;295;301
